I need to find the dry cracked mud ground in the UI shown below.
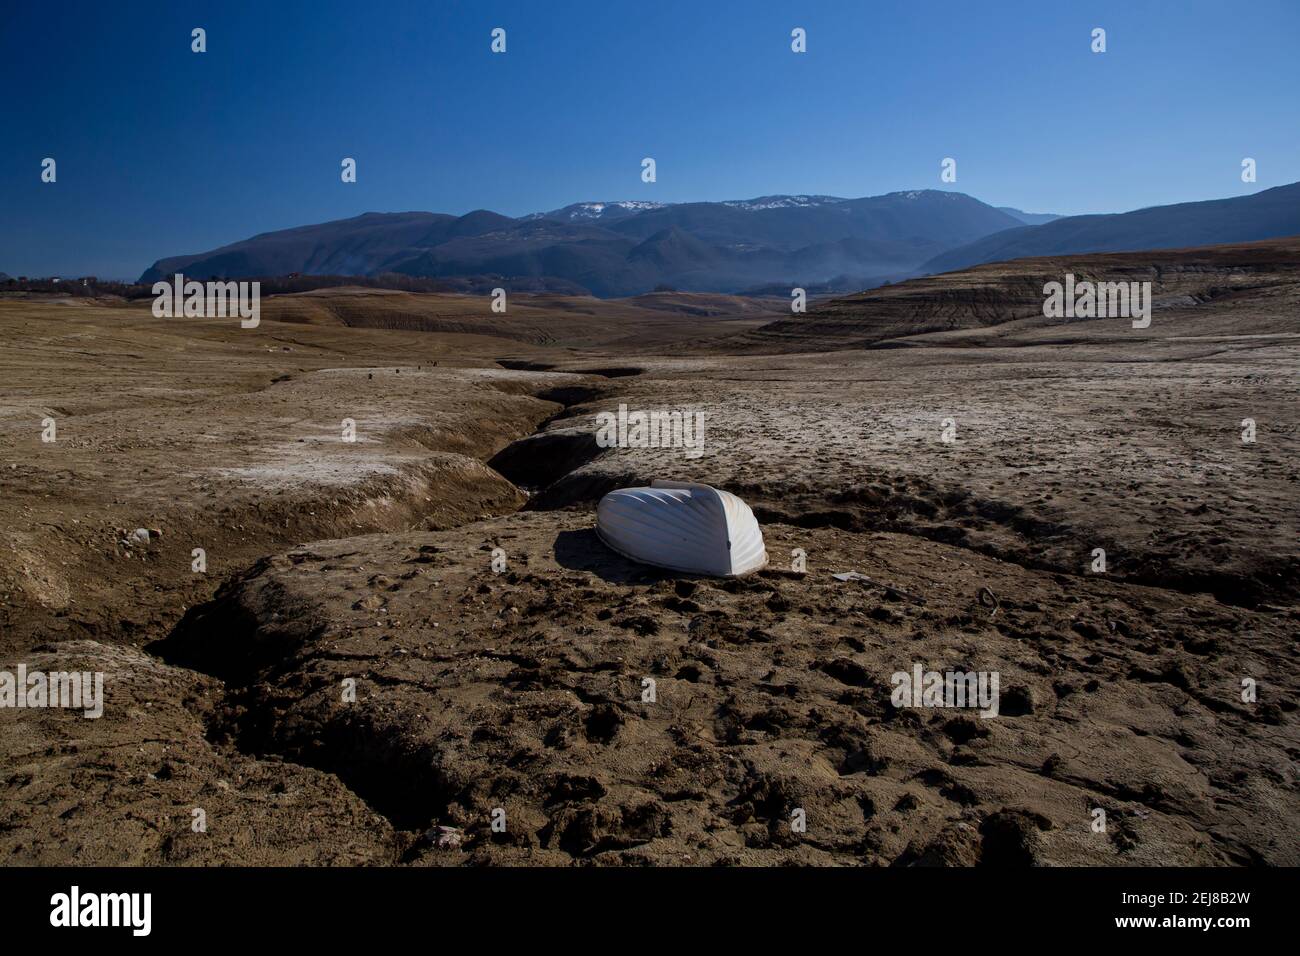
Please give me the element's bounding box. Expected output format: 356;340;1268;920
2;253;1297;866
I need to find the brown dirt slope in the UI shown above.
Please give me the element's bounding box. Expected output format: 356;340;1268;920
148;512;1298;865
743;237;1300;350
264;287;777;348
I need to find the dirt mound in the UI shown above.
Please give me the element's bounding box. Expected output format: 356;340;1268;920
0;640;394;865
150;512;1298;866
0;300;586;652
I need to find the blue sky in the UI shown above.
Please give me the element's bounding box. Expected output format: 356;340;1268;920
2;0;1297;278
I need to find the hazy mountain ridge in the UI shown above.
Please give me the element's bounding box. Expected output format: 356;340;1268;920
928;183;1300;273
138;184;1300;296
996;207;1062;225
139;190;1022;296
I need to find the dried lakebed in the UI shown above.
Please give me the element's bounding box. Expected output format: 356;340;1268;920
2;295;1297;866
147;512;1296;865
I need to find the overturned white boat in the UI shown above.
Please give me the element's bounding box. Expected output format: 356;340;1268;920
596;480;768;577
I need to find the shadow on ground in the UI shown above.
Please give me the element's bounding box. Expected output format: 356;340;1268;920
553;527;676;585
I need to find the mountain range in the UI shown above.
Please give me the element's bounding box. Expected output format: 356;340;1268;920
925;182;1300;274
138;183;1300;296
138;192;1025;295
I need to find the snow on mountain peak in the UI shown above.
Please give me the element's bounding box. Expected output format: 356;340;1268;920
568;200;666;219
889;189;963;201
722;195;846;211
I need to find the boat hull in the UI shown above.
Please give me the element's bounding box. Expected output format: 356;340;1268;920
596;481;768;577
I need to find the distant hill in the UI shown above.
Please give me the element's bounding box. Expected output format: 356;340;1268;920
996;207;1062;226
927;183;1300;274
141;211;492;283
139;191;1022;296
744;236;1300;351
